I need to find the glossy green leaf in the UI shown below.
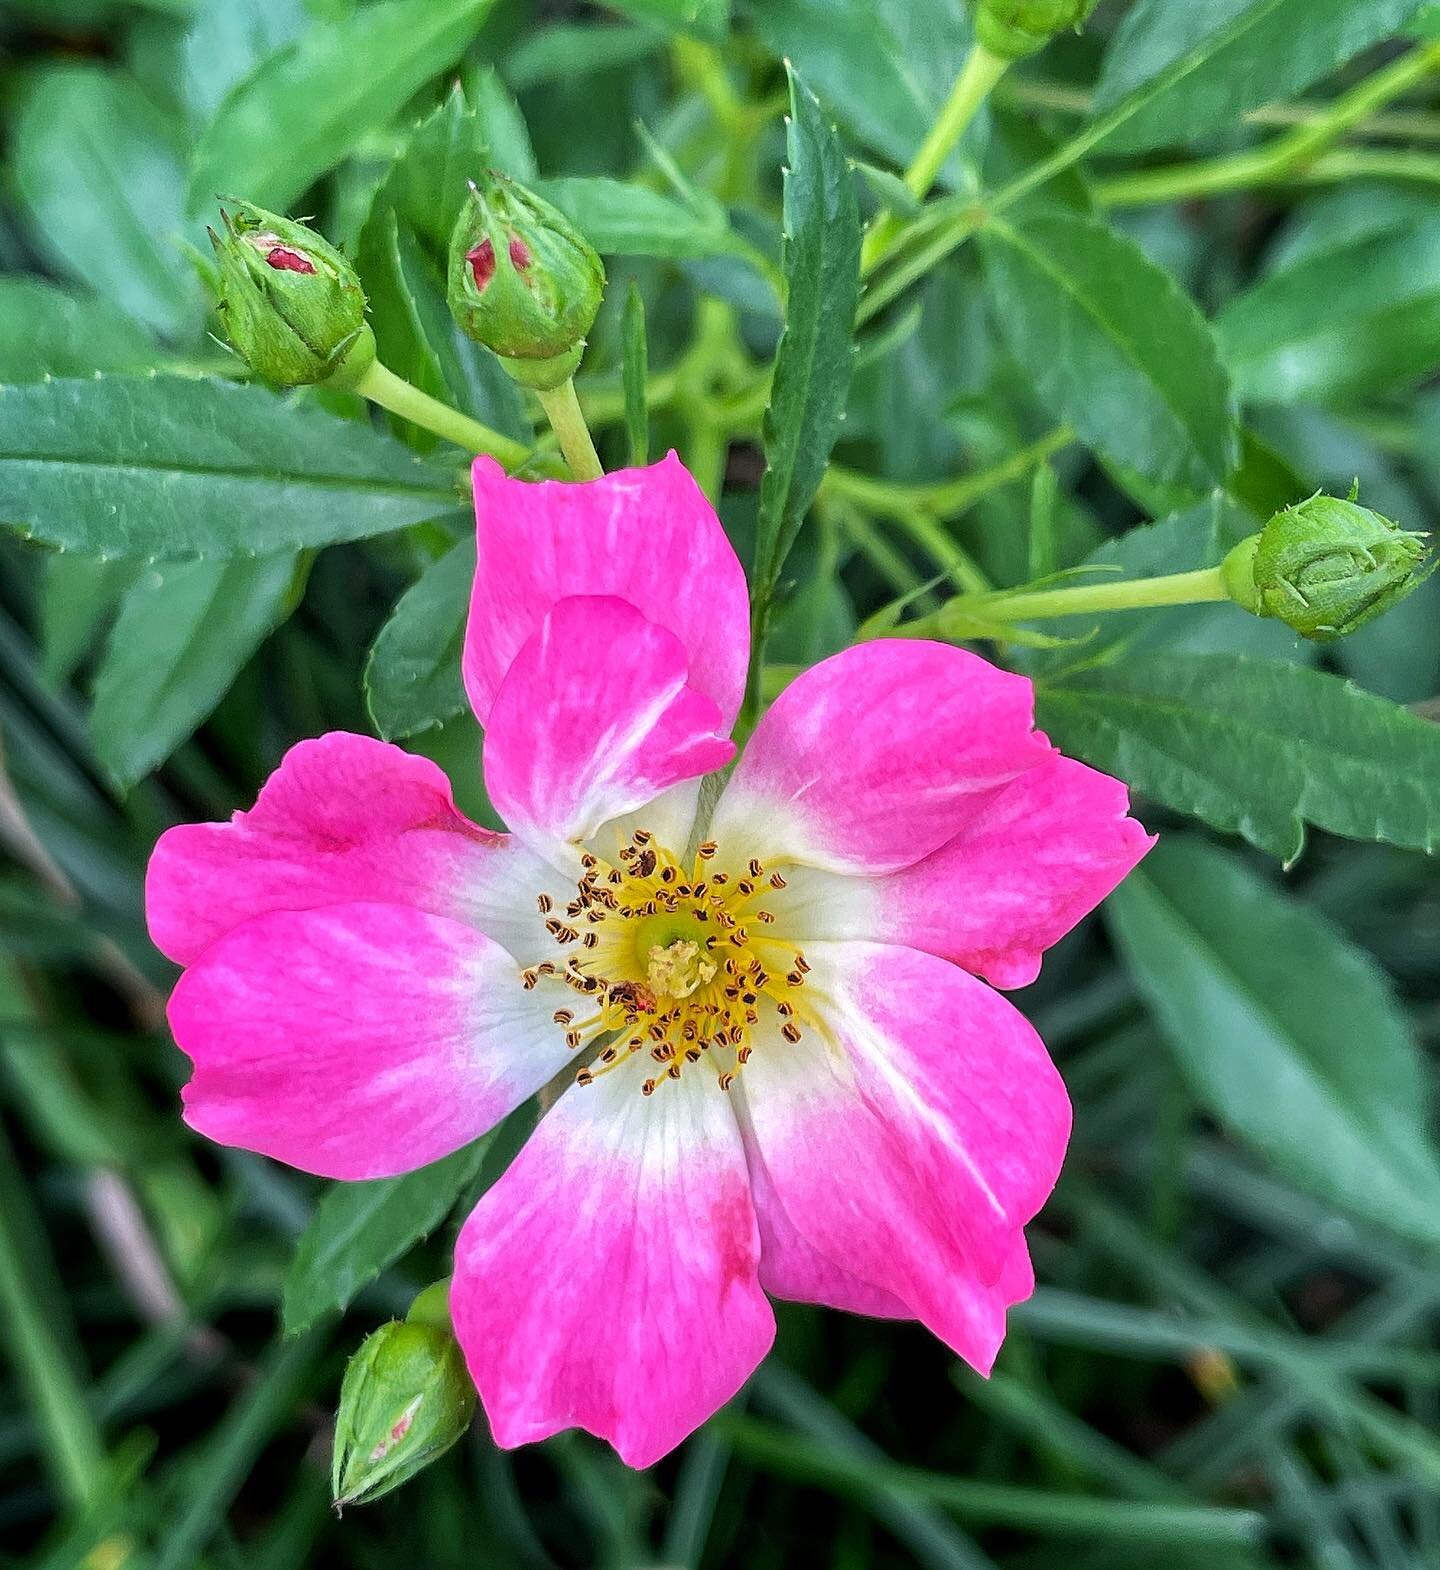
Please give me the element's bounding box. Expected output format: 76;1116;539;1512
536;177;740;260
0;279;157;383
381;85;490;256
598;0;728;37
180;0;309;119
10;66;196;336
622;283;650;468
752;66;861;605
1110;837;1440;1246
1092;0;1428;155
1216;220;1440;406
189;0;496;213
979;210;1238;493
1037;652;1440;861
0;376;459;558
89;555;303;788
282;1138;490;1334
743;0;969;171
39;557;141;687
364;538;473;741
468;66;537;180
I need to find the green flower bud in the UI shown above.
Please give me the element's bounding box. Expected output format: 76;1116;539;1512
447;171;605;391
331;1283;475;1509
976;0;1100;59
210;200;373;388
1221;493;1433;642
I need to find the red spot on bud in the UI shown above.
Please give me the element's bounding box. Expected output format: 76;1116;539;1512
508;235;533;271
466;238;496;291
265;246;316;275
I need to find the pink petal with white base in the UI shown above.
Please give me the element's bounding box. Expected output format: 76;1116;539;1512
465;452;750;727
755;752;1154;989
452;1065;774;1468
146;732;563;968
711;641;1052;876
484;596;734;849
739;942;1068;1370
169;902;569;1181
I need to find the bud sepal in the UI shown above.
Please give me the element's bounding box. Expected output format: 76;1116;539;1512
210;200;373;388
331;1281;475;1509
976;0;1100;60
1222;492;1433;642
447;172;605;391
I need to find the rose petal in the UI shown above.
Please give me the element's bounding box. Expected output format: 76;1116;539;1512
452;1063;773;1468
484;596;733;849
711;641;1051;876
146;732;562;968
738;941;1067;1370
169;902;569;1180
465;452;750;728
752;752;1154;989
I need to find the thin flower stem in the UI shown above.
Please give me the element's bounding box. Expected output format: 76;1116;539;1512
861;42;1440;324
537;378;605;481
1004;76;1440;145
1096;41;1440;209
898;565;1231;641
861;42;1010;274
353;359;532;469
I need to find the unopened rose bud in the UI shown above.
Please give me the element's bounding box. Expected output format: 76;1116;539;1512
976;0;1100;59
1222;493;1433;642
446;171;605;391
210;200;373;388
331;1281;475;1509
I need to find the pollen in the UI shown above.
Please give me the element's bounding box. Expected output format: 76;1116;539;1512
535;828;812;1097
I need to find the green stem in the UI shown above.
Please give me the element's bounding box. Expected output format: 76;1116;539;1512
537;378;604;481
353;360;531;468
1096;41;1440;208
897;564;1231;641
862;44;1009;273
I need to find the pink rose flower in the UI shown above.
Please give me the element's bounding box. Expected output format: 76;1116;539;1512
147;452;1152;1468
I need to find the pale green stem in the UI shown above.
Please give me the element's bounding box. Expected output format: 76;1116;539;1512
863;42;1440;322
897;565;1230;641
537;378;604;481
1096;41;1440;209
353;359;531;468
861;43;1010;274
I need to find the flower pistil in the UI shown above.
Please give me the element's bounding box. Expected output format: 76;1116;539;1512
522;829;812;1096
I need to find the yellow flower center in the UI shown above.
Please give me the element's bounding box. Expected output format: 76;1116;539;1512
521;828;811;1096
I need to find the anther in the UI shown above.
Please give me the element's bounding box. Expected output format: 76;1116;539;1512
536;893;553;913
632;829;652;846
553;1009;574;1025
565;1031;582;1049
748;859;763;878
581;931;599;949
795;954;811;973
781;1023;802;1044
576;1069;594;1086
719;1072;736;1091
642;1079;657;1096
769;872;788;889
698;841;717;860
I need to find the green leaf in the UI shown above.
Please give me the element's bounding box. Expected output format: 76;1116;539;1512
10;66;196;336
1092;0;1429;155
180;0;309;120
622;283;650;469
39;556;141;687
90;554;304;788
469;66;537;181
1216;219;1440;406
536;177;741;260
281;1138;490;1334
189;0;496;214
0;279;157;383
380;85;490;256
743;0;970;172
1036;652;1440;861
364;539;473;741
752;66;861;605
597;0;728;37
1109;837;1440;1247
0;376;459;558
978;210;1238;494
